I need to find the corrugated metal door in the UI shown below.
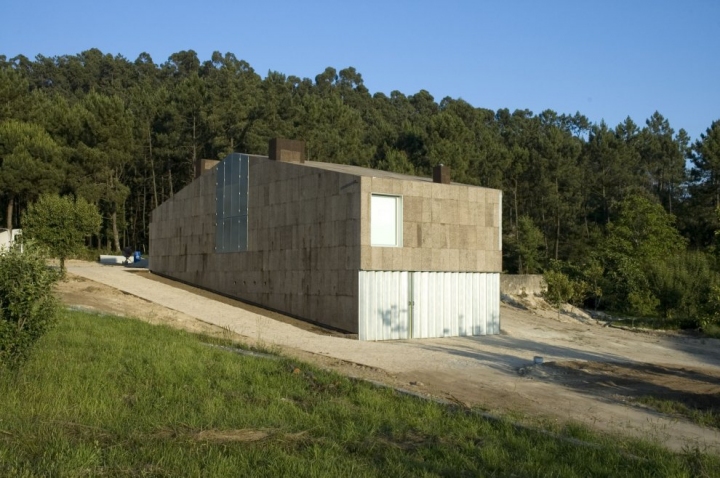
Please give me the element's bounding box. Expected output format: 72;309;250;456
358;271;410;341
411;272;499;338
359;271;500;341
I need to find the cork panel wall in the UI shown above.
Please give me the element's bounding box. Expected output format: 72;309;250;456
359;176;502;273
149;170;216;280
149;157;363;334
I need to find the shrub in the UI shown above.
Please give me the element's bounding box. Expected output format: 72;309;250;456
0;243;60;369
647;251;719;321
22;194;101;272
543;267;587;318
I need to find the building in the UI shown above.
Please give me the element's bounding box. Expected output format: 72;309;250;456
149;139;502;341
0;228;21;251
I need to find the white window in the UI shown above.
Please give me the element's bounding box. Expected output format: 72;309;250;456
371;194;403;247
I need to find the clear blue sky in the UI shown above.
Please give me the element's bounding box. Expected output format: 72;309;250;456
2;0;718;140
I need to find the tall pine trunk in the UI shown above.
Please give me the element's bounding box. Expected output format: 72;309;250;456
149;128;158;209
112;210;120;253
6;197;13;232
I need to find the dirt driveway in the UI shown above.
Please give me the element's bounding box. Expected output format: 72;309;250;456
59;261;720;453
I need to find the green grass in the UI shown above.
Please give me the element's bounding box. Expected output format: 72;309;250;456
633;396;720;431
612;316;684;330
612;315;720;337
1;310;718;477
703;324;720;340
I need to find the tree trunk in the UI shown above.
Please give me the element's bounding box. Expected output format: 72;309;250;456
514;180;523;274
149;128;158;209
192;114;198;180
142;182;146;248
112;210;120;253
555;213;560;260
6;197;13;232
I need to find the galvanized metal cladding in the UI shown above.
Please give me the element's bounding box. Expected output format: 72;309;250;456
358;271;500;341
215;153;249;253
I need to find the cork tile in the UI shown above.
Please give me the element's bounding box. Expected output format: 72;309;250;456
431;200;444;223
447;226;461;249
471;202;486;227
455;186;469;203
488;250;503;272
430;251;444;271
418;223;432;248
459;250;477;272
344;245;360;271
300;173;320;200
403;222;419;248
403;196;422;223
432;223;449;249
400;249;413;271
369;246;382;270
457;201;470;226
360;245;372;270
476;250;487;272
402;179;423;197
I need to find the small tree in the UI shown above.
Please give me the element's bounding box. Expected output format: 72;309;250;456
544;269;576;319
22;194;102;272
0;243;60;369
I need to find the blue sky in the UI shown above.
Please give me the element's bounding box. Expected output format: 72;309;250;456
2;0;718;140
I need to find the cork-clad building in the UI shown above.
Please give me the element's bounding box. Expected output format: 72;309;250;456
149;139;502;341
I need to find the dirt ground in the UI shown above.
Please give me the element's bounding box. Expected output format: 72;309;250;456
55;272;390;384
57;262;720;453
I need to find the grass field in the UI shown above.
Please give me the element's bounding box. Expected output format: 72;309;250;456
633;396;720;431
0;309;718;477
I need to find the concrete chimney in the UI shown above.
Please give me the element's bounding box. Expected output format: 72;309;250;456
433;164;451;184
269;138;306;163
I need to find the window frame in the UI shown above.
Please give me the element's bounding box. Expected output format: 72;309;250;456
370;193;403;247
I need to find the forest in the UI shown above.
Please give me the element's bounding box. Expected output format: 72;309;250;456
1;48;720;322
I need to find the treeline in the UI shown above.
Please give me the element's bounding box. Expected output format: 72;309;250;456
2;49;720;319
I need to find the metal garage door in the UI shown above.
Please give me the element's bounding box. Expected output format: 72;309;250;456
358;271;500;341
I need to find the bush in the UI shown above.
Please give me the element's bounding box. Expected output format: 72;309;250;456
647;251;719;321
22;194;101;272
0;243;60;369
543;267;587;319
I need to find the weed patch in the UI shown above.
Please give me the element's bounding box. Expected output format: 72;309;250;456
633;396;720;430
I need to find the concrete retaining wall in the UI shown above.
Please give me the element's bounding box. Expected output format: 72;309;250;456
500;274;546;297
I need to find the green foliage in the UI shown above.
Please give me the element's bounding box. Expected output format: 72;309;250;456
603;195;686;261
646;251;719;322
580;258;605;309
0;244;60;369
0;119;64;229
544;269;574;309
1;309;716;476
516;215;545;274
633;396;720;431
4;50;720;318
543;263;589;318
599;195;687;316
503;215;546;274
22;194;101;272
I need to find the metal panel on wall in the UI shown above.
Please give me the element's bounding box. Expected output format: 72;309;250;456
358;271;410;341
215;154;249;252
358;270;500;341
411;272;500;339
